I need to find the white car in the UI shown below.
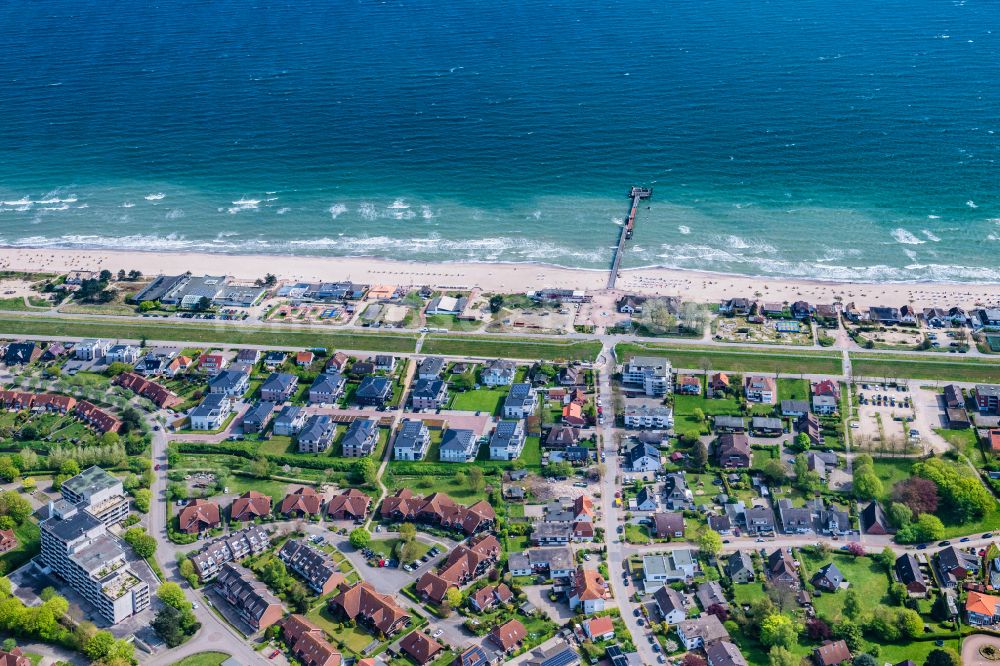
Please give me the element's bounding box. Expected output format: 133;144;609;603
432;629;444;638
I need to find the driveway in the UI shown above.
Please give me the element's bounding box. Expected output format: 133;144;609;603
522;585;574;623
962;632;1000;666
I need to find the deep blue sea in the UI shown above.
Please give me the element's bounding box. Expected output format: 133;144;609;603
1;0;998;282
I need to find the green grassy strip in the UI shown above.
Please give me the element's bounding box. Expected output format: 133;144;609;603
850;354;1000;383
615;342;843;375
422;335;602;361
0;313;417;353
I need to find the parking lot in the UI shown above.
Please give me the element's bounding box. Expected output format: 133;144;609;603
853;382;917;453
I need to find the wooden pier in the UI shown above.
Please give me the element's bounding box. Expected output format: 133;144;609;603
607;186;652;289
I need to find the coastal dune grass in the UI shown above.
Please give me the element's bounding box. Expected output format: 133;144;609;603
850;353;1000;383
422;335;602;361
615;342;843;375
0;313;417;353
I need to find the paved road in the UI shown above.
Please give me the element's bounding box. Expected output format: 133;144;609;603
594;342;660;665
146;415;268;666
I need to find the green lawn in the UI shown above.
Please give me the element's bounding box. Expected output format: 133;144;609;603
305;606;380;654
934;427;983;464
777;378;810;402
869;459;914;499
423;336;601;362
384;472;490;503
731;582;769;606
424;314;482;332
0;519;40;574
624;523;651;545
850;353;1000;383
0;313;417;352
226;477;290;504
172;653;230;666
672;391;741;437
369;537;431;561
448;389;506;414
798;551;889;619
0;297;30;311
616;343;843;375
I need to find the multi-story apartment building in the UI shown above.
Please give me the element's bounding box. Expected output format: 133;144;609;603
37;499;150;625
60;466;130;527
621;356;672;396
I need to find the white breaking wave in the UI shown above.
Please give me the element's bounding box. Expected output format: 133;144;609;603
328;203;348;219
122;201;135;208
966;200;978;208
921;230;942;242
2;198;31;206
166;209;185;220
144;193;166;201
891;228;925;245
421;206;434;220
41;204;70;211
357;202;378;221
927;214;940;219
677;225;691;235
232;197;261;206
277;207;291;215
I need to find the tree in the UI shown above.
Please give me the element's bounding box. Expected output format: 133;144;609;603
877;546;896;572
133;488;151;513
19;476;35;493
693;441;709;468
805;618;831;641
121;527;156;558
399;523;417;541
152;604;186;648
83;631;116;660
759;459;787;485
60;459;80;477
853;467;883;501
893;477;939;516
696;526;723;557
913;457;993;521
925;648;960;666
469;467;485;493
853;655;877;666
793;433;811;451
887;502;912;527
846;542;865;557
196;296;211;311
759;613;798;649
0;492;32;524
767;646;798;666
349;528;371;550
105;362;132;377
354;457;377;485
445;587;463;608
681;655;706;666
488;294;504;313
17;448;37;472
834;619;863;652
843;589;862;620
0;458;18;483
139;300;157;312
249;456;272;479
897;607;923;639
639;299;678;334
913;513;945;542
157;582;189;610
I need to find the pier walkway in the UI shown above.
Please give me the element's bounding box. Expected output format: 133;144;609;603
607;186;652;289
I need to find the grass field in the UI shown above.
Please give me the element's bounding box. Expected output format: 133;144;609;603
616;343;843;375
424;314;483;332
449;389;506;414
422;335;601;361
798;550;889;618
172;653;230;666
0;313;418;353
869;458;915;499
0;520;40;573
850;353;1000;383
305;606;379;654
0;297;31;311
384;470;490;502
672;390;741;437
934;427;984;464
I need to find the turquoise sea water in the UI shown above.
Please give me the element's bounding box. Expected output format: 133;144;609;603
0;0;998;282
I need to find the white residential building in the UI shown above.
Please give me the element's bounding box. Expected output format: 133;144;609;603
623;404;674;429
621;356;672;396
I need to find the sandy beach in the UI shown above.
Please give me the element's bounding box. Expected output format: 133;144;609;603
0;247;998;310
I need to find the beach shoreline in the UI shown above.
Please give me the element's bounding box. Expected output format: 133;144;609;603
0;246;997;310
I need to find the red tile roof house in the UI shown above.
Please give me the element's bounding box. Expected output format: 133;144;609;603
416;533;502;603
582;615;615;641
114;371;184;409
178;499;222;534
0;529;17;554
327;489;372;521
282;614;342;666
296;351;315;367
0;647;31;666
326;352;350;373
744;375;777;404
379;489;496;535
328;582;412;637
470;583;514;612
489;619;527;654
231;490;272;522
280;487;323;518
400;631;445;665
813;640;851;666
74;400;122;433
199;352;228;375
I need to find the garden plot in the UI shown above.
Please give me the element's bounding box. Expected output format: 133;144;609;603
714;317;812;345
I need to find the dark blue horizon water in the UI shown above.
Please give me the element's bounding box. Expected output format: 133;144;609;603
1;0;999;282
